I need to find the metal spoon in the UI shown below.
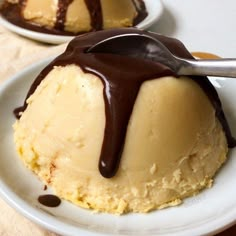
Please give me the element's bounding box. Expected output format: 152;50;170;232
87;33;236;78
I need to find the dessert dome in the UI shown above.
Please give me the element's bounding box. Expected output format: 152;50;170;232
1;0;147;34
13;28;235;214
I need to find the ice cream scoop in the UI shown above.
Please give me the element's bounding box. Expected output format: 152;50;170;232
13;28;235;214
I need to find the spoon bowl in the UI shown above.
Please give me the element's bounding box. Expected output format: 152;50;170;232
87;34;236;78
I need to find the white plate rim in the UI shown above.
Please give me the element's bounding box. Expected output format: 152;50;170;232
0;0;163;44
0;57;235;236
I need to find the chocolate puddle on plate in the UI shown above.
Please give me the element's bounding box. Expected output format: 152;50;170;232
38;194;61;208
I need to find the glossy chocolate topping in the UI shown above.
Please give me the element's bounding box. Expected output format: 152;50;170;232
55;0;73;31
0;0;147;35
84;0;103;31
14;28;236;178
19;0;26;8
133;0;148;26
38;194;61;207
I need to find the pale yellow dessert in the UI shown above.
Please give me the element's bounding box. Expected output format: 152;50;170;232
6;0;138;33
22;0;58;29
101;0;137;29
13;65;228;214
64;0;93;33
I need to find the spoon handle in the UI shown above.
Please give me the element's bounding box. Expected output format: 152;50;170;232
177;58;236;77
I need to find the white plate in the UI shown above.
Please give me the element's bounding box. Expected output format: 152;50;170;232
0;0;163;44
0;57;236;236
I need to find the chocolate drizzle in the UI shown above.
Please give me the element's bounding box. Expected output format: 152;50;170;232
84;0;103;31
13;28;236;178
133;0;148;26
55;0;73;31
0;1;147;35
18;0;26;8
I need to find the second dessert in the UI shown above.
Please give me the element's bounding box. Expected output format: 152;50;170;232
1;0;147;35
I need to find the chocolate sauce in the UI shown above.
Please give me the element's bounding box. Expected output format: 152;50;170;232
55;0;73;31
0;1;147;35
19;0;26;8
14;28;236;178
133;0;148;26
84;0;103;31
38;194;61;207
